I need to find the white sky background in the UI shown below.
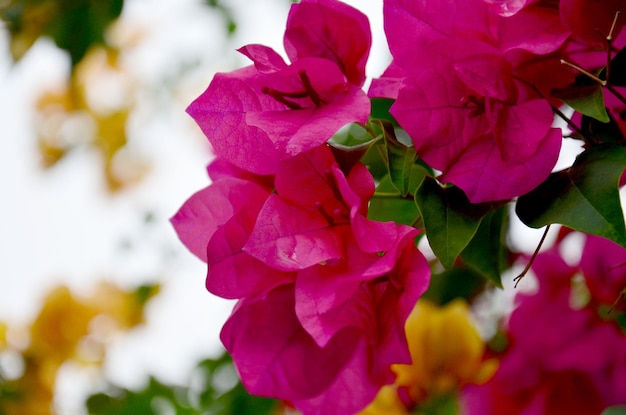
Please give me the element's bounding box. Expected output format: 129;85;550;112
0;0;602;413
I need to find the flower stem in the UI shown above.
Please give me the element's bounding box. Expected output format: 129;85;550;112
551;105;589;142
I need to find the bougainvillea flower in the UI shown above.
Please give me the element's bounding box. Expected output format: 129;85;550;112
173;145;431;415
463;247;626;414
187;0;371;175
378;0;571;202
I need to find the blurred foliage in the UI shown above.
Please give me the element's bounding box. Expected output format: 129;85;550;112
203;0;237;36
0;0;123;67
86;351;282;415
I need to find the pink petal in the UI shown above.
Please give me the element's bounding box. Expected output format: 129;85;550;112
368;61;405;99
237;44;288;73
274;146;347;215
491;98;555;162
453;54;515;101
206;213;294;299
170;178;269;261
221;285;360;401
284;0;371;86
244;195;343;271
498;5;569;54
293;339;382;415
246;59;370;157
187;67;284;174
438;127;561;203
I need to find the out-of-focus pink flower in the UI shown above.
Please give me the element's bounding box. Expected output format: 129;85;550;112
187;0;371;175
463;247;626;414
580;234;626;310
378;0;571;202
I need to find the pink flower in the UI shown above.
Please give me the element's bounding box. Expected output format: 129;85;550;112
187;0;371;175
462;247;626;414
378;0;571;202
172;146;431;414
580;234;626;310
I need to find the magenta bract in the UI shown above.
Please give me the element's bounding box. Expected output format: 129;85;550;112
187;0;371;175
379;0;571;202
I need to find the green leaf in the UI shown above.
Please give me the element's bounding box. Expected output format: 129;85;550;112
212;383;278;415
328;123;374;149
563;85;610;123
516;144;626;248
602;406;626;415
378;121;417;196
369;98;398;126
422;267;486;306
415;177;491;268
580;112;626;145
369;173;424;225
460;206;509;287
86;377;193;415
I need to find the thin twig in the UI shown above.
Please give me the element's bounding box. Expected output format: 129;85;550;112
514;225;551;288
560;59;607;86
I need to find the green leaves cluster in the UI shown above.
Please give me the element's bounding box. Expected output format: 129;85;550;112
86;351;279;415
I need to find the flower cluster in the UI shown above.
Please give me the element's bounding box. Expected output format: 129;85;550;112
172;0;626;413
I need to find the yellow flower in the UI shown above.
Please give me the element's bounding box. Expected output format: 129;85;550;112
359;299;497;414
88;281;160;330
0;282;159;415
28;286;98;365
34;43;148;191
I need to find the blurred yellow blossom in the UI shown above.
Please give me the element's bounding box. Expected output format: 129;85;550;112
0;282;158;415
360;299;497;414
89;281;160;330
